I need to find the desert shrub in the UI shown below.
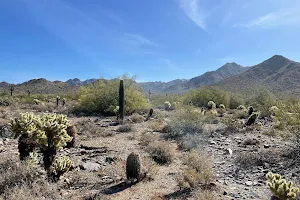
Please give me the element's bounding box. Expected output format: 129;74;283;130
139;132;160;146
166;106;204;140
0;158;40;195
76;76;150;115
229;94;245;109
179;134;205;151
117;123;133;133
130;113;144;123
182;150;214;188
147;141;174;165
0;97;13;106
221;117;244;133
246;89;277;117
183;87;230;108
151;94;183;109
234;110;248;119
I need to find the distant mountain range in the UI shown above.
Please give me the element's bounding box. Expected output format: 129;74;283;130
1;55;300;97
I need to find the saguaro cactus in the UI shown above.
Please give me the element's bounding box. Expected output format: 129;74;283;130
56;96;60;107
119;80;125;121
9;84;14;96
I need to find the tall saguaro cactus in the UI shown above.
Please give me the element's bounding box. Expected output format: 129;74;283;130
119;80;125;121
9;84;14;96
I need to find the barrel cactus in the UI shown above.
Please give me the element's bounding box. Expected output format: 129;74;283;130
65;125;77;148
126;152;141;182
266;172;299;200
207;101;216;110
148;108;154;118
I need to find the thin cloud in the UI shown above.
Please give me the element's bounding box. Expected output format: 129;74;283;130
123;33;159;47
119;33;159;55
179;0;206;29
160;58;184;71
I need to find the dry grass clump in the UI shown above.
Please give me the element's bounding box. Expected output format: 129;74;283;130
1;181;60;200
0;157;43;197
181;150;214;188
233;110;248;119
130;113;144;123
147;120;166;132
139;132;160;146
117;123;133;133
193;189;219;200
147;141;174;165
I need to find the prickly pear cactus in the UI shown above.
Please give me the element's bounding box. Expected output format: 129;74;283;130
126;152;141;182
207;101;216;110
266;172;299;200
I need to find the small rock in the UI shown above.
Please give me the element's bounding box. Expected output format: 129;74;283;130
3;138;9;142
79;161;101;171
264;144;270;148
226;148;233;156
223;191;228;195
0;141;3;145
210;140;216;145
245;181;253;186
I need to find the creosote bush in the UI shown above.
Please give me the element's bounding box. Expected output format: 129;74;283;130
76;76;150;116
147;141;174;165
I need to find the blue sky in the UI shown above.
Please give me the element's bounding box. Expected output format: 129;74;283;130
1;0;300;83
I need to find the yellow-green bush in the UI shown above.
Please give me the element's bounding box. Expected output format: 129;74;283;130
183;86;230;108
76;76;150;115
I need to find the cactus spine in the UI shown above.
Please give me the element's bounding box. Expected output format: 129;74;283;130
126;152;141;182
266;172;299;200
119;80;125;121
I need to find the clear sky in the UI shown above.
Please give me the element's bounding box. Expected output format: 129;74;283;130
1;0;300;83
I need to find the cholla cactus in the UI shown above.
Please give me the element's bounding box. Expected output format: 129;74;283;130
237;105;246;110
219;104;226;109
164;101;172;110
266;172;299;200
62;98;66;106
248;106;254;116
54;156;72;177
245;112;260;126
207;101;216;110
269;106;279;116
9;112;43;160
36;113;72;170
33;99;40;105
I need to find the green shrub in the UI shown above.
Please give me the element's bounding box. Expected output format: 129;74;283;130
76;76;150;115
229;94;245;109
183;87;230;108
